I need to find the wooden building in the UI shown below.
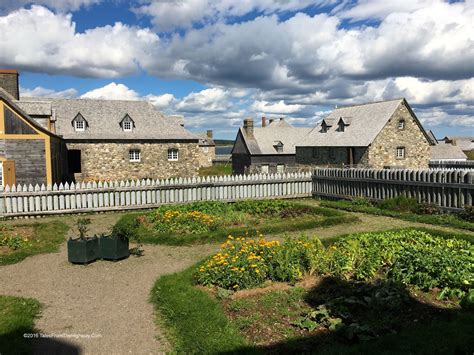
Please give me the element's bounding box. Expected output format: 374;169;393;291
0;86;67;186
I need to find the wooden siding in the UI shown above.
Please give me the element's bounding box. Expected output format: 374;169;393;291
4;106;37;135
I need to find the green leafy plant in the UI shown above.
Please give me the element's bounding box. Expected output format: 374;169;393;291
74;218;91;240
291;304;343;332
378;195;420;213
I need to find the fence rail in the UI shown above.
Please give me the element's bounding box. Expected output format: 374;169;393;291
0;172;312;217
429;160;474;170
312;168;474;210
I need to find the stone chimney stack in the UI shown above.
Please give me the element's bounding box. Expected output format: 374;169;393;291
243;118;254;138
0;69;19;100
206;129;213;139
261;116;266;127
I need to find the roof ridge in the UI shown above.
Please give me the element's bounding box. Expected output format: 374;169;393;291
333;98;404;110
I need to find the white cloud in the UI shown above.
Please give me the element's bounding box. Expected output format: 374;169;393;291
133;0;320;31
145;93;176;108
176;88;231;112
0;6;159;77
80;82;140;100
251;100;303;114
20;86;78;98
0;0;101;13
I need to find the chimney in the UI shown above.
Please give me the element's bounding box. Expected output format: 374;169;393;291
243;118;254;138
261;116;266;127
269;118;275;125
206;129;213;139
0;69;19;100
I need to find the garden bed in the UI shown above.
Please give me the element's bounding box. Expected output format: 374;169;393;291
319;197;474;231
0;221;69;265
151;228;474;353
114;200;357;245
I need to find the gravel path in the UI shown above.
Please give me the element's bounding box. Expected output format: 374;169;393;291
0;239;217;354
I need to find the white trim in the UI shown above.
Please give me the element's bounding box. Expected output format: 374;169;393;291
396;147;405;159
123;121;132;132
75;120;85;131
167;148;179;161
129;149;141;162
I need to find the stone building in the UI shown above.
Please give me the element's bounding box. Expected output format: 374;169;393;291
0;69;211;184
232;117;311;174
196;130;216;168
296;99;434;169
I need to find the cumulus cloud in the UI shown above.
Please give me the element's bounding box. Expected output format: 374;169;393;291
0;6;159;77
176;88;232;112
80;82;140;100
20;86;78;98
0;0;102;13
251;100;303;114
133;0;320;31
145;93;176;108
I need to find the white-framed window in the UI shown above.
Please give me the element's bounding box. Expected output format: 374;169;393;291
75;120;85;131
261;165;269;174
398;119;405;130
277;164;285;174
202;146;209;153
168;148;179;161
396;147;406;159
123;120;132;132
129;149;141;162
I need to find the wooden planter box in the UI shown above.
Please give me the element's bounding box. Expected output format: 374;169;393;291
99;236;129;261
67;237;99;264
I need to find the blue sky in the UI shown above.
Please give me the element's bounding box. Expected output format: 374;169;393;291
0;0;473;139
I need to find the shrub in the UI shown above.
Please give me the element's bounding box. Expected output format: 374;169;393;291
458;206;474;222
351;196;373;207
415;203;442;215
112;214;140;241
0;224;28;250
378;195;419;212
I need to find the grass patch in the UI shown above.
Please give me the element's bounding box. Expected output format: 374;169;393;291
319;200;474;231
115;202;358;246
198;165;232;176
0;295;41;354
464;150;474;160
0;221;69;265
150;264;247;353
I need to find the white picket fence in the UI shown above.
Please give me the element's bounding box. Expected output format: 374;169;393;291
312;168;474;210
0;172;313;217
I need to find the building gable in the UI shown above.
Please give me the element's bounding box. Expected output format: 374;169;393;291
4;105;38;135
231;129;250;155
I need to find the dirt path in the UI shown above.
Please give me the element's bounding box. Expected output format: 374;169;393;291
0;240;218;354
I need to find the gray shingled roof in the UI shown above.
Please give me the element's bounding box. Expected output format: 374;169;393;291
239;120;312;155
197;133;215;146
442;136;474;151
431;142;467;160
17;98;198;141
16;99;52;116
299;99;407;147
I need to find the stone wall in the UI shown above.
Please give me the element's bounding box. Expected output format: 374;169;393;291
66;141;201;182
367;103;431;169
196;146;215;168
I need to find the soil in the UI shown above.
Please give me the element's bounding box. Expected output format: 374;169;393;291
0;218;219;354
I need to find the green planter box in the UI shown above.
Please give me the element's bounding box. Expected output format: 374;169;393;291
67;237;99;264
99;236;129;261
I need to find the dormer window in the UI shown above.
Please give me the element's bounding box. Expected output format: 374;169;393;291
321;122;328;133
338;121;345;132
273;141;284;153
398;119;405;130
121;114;134;132
72;113;87;132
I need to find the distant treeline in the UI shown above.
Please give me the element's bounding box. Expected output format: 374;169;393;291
214;140;234;145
